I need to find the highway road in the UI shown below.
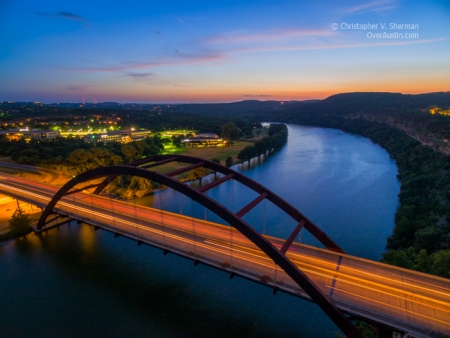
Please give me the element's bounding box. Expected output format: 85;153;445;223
1;172;449;338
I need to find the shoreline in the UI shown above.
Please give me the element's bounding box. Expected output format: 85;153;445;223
0;198;41;240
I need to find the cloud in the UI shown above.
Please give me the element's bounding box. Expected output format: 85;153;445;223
347;0;397;14
232;38;446;54
37;11;89;25
125;72;155;84
37;12;55;18
63;34;444;75
125;72;155;78
177;18;191;28
63;52;226;73
243;94;272;97
67;84;93;91
58;11;89;25
201;23;444;55
206;28;333;45
58;11;87;21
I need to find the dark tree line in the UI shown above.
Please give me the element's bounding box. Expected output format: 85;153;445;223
237;124;288;162
0;135;163;174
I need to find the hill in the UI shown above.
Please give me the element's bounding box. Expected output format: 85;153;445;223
268;92;450;155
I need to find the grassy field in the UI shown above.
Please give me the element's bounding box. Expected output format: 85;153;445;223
169;141;250;161
164;141;253;164
158;141;253;177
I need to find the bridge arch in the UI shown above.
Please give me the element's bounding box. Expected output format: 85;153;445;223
36;155;360;337
97;154;344;253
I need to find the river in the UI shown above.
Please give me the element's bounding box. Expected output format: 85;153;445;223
0;125;400;337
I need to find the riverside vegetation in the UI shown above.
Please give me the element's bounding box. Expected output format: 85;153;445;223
236;124;288;162
0;207;32;241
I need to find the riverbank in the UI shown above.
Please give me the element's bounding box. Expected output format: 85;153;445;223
0;197;41;240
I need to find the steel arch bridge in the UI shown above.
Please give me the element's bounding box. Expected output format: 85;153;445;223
36;154;361;338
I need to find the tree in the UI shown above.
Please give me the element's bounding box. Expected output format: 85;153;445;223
431;250;450;278
121;144;139;162
211;158;220;164
144;136;164;155
221;122;239;140
134;141;148;157
110;154;124;165
237;145;256;162
9;207;32;236
413;249;432;272
225;156;233;167
66;147;123;173
246;145;256;160
188;167;206;182
381;249;414;269
261;136;273;153
254;140;267;157
129;177;153;197
161;137;172;144
66;149;92;166
172;136;183;148
414;226;443;253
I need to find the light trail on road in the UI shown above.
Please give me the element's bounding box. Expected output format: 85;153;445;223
1;173;450;338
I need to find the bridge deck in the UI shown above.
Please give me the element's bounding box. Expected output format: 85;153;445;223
1;173;450;338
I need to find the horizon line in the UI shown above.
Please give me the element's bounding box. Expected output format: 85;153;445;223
2;90;449;105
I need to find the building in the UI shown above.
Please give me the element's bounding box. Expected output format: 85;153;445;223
182;133;228;147
83;129;152;144
0;128;60;141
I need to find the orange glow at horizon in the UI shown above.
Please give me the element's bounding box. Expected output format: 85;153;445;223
77;82;450;103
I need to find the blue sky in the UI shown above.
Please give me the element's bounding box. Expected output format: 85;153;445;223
1;0;449;103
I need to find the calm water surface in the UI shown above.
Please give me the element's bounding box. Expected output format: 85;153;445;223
0;125;400;337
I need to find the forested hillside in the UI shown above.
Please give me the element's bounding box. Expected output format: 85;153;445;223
271;92;450;154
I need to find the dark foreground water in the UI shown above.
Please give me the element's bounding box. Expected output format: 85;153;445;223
0;125;400;337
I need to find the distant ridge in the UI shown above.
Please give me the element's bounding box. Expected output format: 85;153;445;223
269;92;450;118
321;92;450;111
2;92;448;110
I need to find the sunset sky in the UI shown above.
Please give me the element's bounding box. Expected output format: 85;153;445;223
1;0;449;103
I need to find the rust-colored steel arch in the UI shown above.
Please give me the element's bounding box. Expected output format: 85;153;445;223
92;154;344;253
36;162;360;337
